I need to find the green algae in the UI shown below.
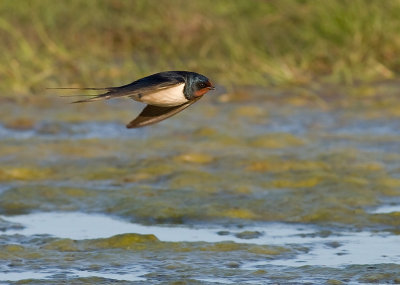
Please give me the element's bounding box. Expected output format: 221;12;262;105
249;133;306;149
1;151;399;225
196;242;288;256
0;167;54;182
0;160;399;226
0;186;97;215
247;159;329;173
269;177;323;188
235;231;263;240
43;239;80;252
0;244;42;260
174;152;214;164
167;170;220;192
89;233;159;250
220;208;259;220
130;160;176;178
27;233;290;258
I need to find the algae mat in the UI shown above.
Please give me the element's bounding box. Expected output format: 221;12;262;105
1;83;400;284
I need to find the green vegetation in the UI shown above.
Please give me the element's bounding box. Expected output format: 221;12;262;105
2;0;400;95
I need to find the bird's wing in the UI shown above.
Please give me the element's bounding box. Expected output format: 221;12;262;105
53;72;186;103
126;97;202;128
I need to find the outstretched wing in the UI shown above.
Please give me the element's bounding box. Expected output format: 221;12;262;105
126;97;202;128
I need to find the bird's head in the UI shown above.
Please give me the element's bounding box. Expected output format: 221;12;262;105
184;72;215;99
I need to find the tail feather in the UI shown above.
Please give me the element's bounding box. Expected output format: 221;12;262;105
47;86;116;103
49;85;138;103
47;87;113;91
71;92;113;103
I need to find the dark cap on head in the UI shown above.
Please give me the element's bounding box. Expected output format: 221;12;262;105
183;72;214;99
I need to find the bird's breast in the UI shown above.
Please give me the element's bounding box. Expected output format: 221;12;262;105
137;84;188;107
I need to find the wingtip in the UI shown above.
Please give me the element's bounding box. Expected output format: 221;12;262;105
126;121;145;129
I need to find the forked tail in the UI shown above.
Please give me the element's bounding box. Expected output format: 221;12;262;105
48;87;115;103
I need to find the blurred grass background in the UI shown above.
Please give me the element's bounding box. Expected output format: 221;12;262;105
1;0;400;96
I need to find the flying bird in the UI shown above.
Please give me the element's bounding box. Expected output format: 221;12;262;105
56;71;215;128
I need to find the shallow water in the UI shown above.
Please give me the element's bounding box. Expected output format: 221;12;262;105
3;212;400;266
1;212;400;283
1;84;400;284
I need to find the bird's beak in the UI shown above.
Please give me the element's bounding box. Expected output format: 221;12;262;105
207;86;216;90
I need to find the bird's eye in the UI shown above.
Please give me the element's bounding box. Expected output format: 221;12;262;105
199;83;206;88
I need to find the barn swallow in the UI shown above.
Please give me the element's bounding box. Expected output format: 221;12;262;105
56;71;215;128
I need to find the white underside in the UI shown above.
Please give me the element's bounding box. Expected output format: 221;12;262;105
135;83;188;107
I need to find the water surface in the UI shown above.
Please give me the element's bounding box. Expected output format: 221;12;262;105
1;84;400;284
